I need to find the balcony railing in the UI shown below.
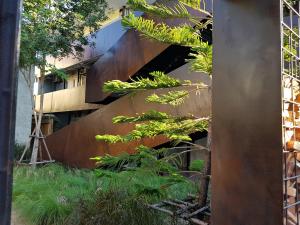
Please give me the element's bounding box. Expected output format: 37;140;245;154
35;86;101;113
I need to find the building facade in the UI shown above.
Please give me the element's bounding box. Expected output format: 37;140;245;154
35;0;212;168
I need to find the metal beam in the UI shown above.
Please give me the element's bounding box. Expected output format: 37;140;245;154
212;0;283;224
0;1;21;224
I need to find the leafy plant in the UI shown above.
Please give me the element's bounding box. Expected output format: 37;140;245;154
94;0;212;209
189;159;205;171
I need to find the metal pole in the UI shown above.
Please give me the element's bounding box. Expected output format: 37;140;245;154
0;1;21;225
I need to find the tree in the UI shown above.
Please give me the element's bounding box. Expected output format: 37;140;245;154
94;0;213;211
19;0;108;166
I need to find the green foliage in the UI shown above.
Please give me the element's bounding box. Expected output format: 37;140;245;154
67;189;165;225
123;0;212;74
178;0;212;16
128;0;201;23
13;165;197;225
283;28;299;63
188;44;213;75
47;65;68;80
95;0;211;186
96;116;208;143
103;71;185;93
92;3;212;219
20;0;108;68
122;13;201;47
13;164;99;225
67;167;196;225
189;159;205;171
112;110;190;124
13;144;28;161
92;144;185;175
146;90;189;106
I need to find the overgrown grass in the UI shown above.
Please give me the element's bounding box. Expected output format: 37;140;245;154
13;164;99;225
13;164;197;225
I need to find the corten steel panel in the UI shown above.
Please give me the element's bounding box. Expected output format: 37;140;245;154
45;65;211;168
86;0;212;103
212;1;283;225
85;24;169;103
0;1;21;224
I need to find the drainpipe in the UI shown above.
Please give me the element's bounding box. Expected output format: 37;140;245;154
0;1;21;224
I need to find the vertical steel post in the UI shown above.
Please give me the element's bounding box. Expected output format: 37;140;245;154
0;1;21;224
212;0;283;225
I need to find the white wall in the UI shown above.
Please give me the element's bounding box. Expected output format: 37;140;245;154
15;69;34;145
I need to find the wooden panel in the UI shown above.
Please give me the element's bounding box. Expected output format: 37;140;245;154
212;0;283;224
45;66;211;168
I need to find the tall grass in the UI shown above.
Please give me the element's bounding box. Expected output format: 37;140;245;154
13;164;197;225
13;164;99;225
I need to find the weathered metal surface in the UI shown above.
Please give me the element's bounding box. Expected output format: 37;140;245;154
45;65;211;168
86;0;212;103
212;1;283;225
85;27;170;103
0;0;21;224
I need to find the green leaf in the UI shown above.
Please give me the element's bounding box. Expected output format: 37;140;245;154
189;159;204;171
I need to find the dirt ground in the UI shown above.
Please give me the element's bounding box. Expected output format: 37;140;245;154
11;209;28;225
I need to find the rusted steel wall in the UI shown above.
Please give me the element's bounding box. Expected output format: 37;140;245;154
212;0;283;225
45;65;211;168
86;0;212;103
86;28;169;103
